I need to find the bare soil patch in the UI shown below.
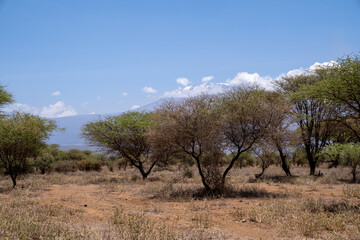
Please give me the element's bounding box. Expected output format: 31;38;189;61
0;166;359;239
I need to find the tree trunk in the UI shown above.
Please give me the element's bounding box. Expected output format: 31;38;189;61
255;166;266;178
278;148;292;176
143;160;158;180
123;159;128;171
352;166;357;183
138;162;148;180
304;144;316;175
10;175;17;188
309;160;316;175
194;157;212;192
221;150;242;193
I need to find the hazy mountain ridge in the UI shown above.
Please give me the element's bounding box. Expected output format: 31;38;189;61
47;83;231;150
47;98;172;150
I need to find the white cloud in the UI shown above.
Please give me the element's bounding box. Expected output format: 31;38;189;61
278;61;338;79
122;92;128;96
40;101;77;118
81;102;88;106
3;103;39;114
163;60;336;98
142;87;157;94
88;112;96;115
308;61;337;71
131;105;140;110
4;101;77;118
226;72;273;89
201;76;214;82
97;96;102;100
176;77;191;86
164;82;228;98
52;91;61;96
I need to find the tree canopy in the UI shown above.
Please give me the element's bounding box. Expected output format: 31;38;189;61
0;112;57;187
0;83;13;114
81;111;158;179
275;72;339;175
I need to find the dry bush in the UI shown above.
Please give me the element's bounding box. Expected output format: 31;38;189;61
222;184;285;198
0;190;92;240
0;188;179;240
111;206;176;240
187;200;213;229
343;185;360;198
77;159;102;171
142;180;201;201
242;197;360;239
53;160;78;173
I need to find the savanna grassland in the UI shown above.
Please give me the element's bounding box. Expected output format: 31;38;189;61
0;165;359;240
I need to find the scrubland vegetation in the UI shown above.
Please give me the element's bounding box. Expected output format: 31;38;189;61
0;54;360;239
0;165;359;239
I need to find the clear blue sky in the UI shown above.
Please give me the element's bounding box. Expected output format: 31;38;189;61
1;0;359;117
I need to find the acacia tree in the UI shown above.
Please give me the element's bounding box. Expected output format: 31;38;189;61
320;143;344;169
311;54;360;142
152;87;268;195
33;144;61;174
252;144;277;178
151;95;225;193
0;112;57;187
220;86;269;188
0;83;13;115
81;111;159;179
341;143;360;182
322;143;360;182
275;73;339;175
258;91;293;176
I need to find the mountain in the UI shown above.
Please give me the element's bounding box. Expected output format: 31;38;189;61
47;82;231;150
47;98;170;150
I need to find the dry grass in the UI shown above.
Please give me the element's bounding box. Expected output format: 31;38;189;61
0;165;359;239
241;197;360;239
343;185;360;198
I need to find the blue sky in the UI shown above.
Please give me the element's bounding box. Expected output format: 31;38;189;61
1;0;359;117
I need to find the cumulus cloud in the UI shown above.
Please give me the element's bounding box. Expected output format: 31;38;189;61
88;112;96;115
122;92;128;96
3;103;39;115
142;87;157;94
81;102;88;107
52;91;61;96
40;101;77;118
201;76;214;82
4;101;77;118
163;60;335;98
226;72;273;89
278;61;338;79
176;78;191;86
309;61;337;71
164;82;228;98
131;105;140;110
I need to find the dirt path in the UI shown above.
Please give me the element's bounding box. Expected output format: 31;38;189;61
37;184;285;239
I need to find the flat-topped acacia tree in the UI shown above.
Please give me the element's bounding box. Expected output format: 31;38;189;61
0;112;57;187
81;111;159;179
151;95;225;193
152;87;269;195
311;54;360;142
275;73;339;175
